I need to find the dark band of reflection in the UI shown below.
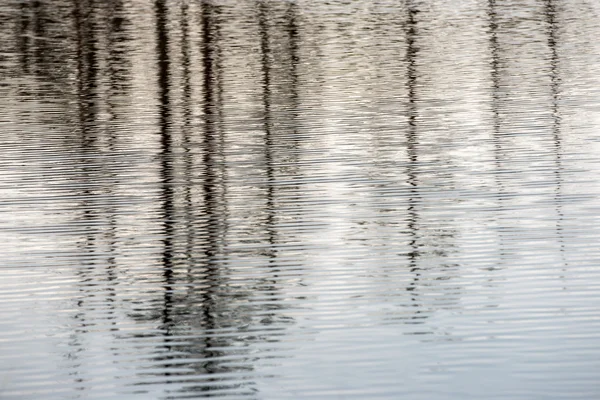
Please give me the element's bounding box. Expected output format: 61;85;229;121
75;0;98;142
487;0;501;152
488;0;565;264
403;1;423;309
258;1;276;253
544;0;566;261
255;0;302;339
393;2;460;331
76;0;127;342
124;2;298;397
180;0;195;278
15;0;134;386
487;0;510;265
11;1;301;395
155;0;177;384
256;3;283;333
199;0;228;390
5;0;481;391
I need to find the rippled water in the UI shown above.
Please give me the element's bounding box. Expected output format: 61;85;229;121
2;0;600;398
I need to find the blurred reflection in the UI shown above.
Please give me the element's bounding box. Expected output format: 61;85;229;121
403;0;422;299
486;0;567;266
396;1;460;330
544;0;566;259
122;2;292;396
2;0;597;398
487;0;510;265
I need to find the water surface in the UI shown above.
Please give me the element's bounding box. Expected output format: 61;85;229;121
2;0;600;398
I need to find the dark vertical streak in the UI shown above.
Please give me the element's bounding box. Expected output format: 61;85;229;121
280;2;302;222
102;1;129;334
201;0;218;296
155;0;175;366
258;2;292;326
487;0;509;266
544;0;566;262
105;1;131;106
404;2;421;301
73;0;98;264
488;0;501;147
287;3;301;164
200;2;221;381
70;2;100;388
180;0;195;284
258;2;277;253
488;0;504;185
287;2;300;112
74;0;98;146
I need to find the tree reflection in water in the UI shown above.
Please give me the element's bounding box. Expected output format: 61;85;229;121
1;0;589;398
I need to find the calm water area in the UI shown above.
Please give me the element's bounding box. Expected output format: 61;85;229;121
2;0;600;398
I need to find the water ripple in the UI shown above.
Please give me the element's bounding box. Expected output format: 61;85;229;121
2;0;600;399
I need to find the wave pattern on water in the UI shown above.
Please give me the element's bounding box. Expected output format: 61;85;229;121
1;0;600;399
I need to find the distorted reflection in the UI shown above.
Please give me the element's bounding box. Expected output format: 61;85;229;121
2;0;600;399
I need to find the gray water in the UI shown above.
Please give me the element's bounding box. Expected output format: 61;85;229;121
2;0;600;399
